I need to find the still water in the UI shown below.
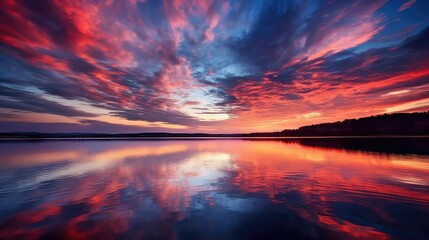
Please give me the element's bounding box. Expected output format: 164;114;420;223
0;138;428;239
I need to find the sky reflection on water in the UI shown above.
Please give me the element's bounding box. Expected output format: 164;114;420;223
0;139;428;239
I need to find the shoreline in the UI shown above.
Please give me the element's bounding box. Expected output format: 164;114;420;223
1;135;429;141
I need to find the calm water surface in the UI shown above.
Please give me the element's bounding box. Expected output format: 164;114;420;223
0;139;428;239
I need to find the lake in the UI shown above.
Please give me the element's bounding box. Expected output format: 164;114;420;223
0;138;428;239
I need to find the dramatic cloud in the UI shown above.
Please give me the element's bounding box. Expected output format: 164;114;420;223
399;0;416;11
0;0;428;133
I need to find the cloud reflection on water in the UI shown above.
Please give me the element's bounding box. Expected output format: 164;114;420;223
0;139;428;239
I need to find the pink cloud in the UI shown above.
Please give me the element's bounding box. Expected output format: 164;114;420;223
399;0;416;11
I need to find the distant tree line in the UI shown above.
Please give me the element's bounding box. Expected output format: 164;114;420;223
278;111;429;136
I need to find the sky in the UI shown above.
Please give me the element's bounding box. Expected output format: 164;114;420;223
0;0;428;133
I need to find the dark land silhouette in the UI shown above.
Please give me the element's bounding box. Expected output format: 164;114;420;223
1;111;428;138
277;111;429;136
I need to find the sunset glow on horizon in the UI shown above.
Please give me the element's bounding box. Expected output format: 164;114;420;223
1;0;429;133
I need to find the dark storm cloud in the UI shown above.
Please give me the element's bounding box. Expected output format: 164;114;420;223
0;121;172;133
112;109;199;126
67;57;97;74
228;1;305;71
0;86;96;117
402;25;429;51
282;93;304;101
